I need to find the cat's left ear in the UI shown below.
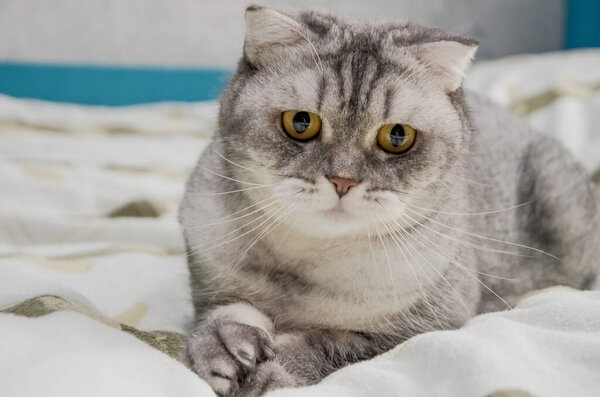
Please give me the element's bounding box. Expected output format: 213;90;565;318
413;39;478;92
244;5;304;67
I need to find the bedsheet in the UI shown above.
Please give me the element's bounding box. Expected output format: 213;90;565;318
1;49;599;397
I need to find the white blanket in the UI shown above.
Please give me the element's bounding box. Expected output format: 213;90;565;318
2;288;599;397
1;49;599;396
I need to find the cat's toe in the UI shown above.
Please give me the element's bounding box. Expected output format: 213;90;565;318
184;320;277;396
237;361;300;397
185;334;242;396
218;321;276;366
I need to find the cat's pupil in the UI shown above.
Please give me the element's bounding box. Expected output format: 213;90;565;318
293;112;311;133
390;124;406;146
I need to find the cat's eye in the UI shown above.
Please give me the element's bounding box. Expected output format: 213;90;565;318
282;110;322;141
377;123;417;154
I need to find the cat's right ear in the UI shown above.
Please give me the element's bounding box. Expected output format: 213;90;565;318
244;5;304;67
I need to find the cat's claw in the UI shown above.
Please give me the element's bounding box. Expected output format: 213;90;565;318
185;320;277;396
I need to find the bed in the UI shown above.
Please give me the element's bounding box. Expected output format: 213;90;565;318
1;50;599;397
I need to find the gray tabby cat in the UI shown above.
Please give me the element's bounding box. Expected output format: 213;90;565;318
179;5;599;396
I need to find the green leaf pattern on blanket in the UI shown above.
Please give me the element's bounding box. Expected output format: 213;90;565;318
0;295;187;359
107;200;164;218
509;80;600;116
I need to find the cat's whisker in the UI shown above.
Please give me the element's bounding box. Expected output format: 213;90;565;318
184;189;304;250
402;222;513;310
272;209;304;255
451;174;493;187
392;205;533;259
390;187;500;201
230;202;300;272
204;195;287;228
371;220;417;328
366;224;399;333
185;185;274;197
404;207;561;261
182;199;280;231
210;202;300;296
372;221;396;292
219;192;291;221
402;200;533;217
182;198;271;228
373;214;427;328
391;215;514;309
390;220;472;321
180;192;285;228
181;192;292;229
377;215;444;330
186;209;278;256
374;200;513;310
198;164;271;186
379;203;471;318
366;225;377;269
397;211;518;281
211;147;284;177
192;201;286;280
186;201;288;257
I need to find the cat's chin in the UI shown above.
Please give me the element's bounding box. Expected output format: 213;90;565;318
288;208;372;238
322;206;352;221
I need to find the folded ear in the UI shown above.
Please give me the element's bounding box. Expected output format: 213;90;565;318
244;6;305;67
414;39;478;92
413;39;478;92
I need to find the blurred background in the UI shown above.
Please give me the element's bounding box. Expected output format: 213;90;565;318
1;0;599;105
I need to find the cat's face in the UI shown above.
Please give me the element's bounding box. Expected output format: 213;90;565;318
217;7;477;238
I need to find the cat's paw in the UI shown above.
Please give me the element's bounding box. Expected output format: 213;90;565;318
237;361;299;397
186;320;276;395
184;304;277;396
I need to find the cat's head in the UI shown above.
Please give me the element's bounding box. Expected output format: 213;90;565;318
215;6;477;238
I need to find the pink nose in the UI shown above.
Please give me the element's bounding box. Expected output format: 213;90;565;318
328;176;358;198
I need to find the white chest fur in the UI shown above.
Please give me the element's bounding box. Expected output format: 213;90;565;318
246;229;448;332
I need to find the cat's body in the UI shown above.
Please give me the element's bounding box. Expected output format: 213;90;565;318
180;6;599;396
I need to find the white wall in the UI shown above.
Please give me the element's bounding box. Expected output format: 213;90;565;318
0;0;565;68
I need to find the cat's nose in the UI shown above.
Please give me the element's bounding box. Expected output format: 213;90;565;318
327;176;358;198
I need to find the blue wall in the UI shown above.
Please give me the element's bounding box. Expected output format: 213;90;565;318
0;62;231;106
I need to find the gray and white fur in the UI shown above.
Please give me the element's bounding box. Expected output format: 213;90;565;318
179;6;600;396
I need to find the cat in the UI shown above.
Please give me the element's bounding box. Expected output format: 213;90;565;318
179;5;600;396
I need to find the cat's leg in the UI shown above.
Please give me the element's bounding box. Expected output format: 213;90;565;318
184;304;409;396
183;302;300;396
234;329;400;396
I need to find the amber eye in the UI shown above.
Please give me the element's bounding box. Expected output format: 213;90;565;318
376;123;417;154
282;110;322;141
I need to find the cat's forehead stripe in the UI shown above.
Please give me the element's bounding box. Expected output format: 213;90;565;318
316;75;327;113
333;56;346;108
383;88;394;120
364;62;386;114
332;52;388;121
347;51;371;120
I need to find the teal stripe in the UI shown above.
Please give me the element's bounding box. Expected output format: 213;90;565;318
566;0;600;49
0;62;231;106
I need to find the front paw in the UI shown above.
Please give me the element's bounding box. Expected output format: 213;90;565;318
237;361;299;397
185;320;276;396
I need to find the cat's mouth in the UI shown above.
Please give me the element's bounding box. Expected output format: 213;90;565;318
321;204;352;220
